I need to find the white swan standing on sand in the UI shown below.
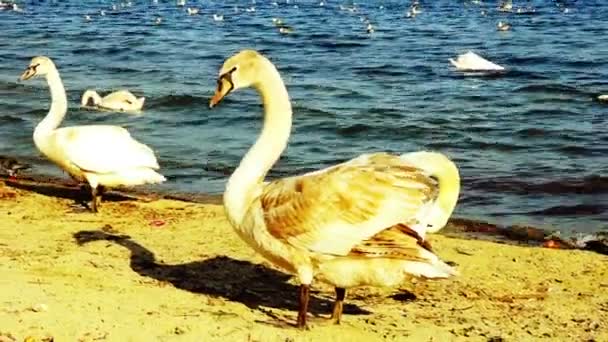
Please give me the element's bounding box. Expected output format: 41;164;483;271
20;56;165;212
81;89;145;112
208;50;460;328
450;51;505;71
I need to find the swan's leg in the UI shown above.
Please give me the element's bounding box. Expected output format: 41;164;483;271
296;266;313;329
91;185;104;213
330;287;346;324
296;284;310;329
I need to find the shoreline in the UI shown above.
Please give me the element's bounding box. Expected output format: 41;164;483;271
1;176;607;341
1;173;606;256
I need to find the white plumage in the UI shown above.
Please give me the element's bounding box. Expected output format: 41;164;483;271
20;56;165;212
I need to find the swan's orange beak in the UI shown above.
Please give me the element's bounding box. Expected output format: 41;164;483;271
209;72;234;109
19;65;37;81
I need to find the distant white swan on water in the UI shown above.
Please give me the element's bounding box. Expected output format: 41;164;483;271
450;51;505;71
81;89;145;112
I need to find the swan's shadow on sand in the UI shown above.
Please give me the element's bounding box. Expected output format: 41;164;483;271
73;229;370;322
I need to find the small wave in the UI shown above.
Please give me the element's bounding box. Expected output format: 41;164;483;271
337;123;370;136
529;204;604;216
149;94;209;109
514;127;548;137
312;40;368;50
513;83;591;97
468;175;608;195
352;64;407;77
0;115;27;124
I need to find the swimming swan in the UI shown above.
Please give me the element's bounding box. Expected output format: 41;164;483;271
450;51;505;71
81;89;145;112
20;56;166;212
208;50;460;328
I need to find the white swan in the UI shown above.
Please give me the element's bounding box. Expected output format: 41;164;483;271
450;51;505;71
81;89;145;112
209;50;460;328
598;95;608;102
20;56;165;212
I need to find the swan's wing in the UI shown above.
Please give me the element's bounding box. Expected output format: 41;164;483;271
53;126;160;173
100;90;139;108
103;90;137;102
259;152;439;256
349;224;428;258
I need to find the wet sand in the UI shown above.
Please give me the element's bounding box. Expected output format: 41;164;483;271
0;179;606;341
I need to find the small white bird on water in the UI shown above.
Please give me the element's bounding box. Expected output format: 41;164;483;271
186;7;199;15
213;14;224;21
497;21;511;31
450;51;505;72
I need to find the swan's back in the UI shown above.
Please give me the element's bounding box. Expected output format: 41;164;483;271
51;125;160;174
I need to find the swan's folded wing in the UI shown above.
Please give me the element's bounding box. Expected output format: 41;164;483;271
349;224;429;260
103;90;137;104
54;126;160;174
259;153;438;256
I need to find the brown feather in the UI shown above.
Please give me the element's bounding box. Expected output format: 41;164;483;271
259;153;439;254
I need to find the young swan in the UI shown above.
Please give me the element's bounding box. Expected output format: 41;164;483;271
20;56;165;212
209;50;460;328
81;89;145;113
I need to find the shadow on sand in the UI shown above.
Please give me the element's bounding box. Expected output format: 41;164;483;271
73;229;370;323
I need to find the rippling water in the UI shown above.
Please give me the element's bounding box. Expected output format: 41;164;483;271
1;0;606;234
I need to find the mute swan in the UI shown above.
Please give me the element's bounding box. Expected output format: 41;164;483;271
20;56;165;212
208;50;460;328
81;89;145;112
450;51;505;72
598;95;608;102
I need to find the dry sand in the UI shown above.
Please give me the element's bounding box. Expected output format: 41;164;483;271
0;179;607;342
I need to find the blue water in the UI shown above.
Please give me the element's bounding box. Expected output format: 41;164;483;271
0;0;606;234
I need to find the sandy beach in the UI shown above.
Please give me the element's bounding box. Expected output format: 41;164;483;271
0;178;606;342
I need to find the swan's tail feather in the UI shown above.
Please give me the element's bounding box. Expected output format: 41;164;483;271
87;168;166;188
402;258;458;279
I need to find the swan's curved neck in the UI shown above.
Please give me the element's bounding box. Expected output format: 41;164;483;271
224;61;292;224
35;69;67;137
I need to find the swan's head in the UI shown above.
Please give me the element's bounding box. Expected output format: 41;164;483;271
20;56;56;81
209;50;269;108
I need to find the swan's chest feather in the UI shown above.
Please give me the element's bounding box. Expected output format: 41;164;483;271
33;131;84;181
229;201;301;274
